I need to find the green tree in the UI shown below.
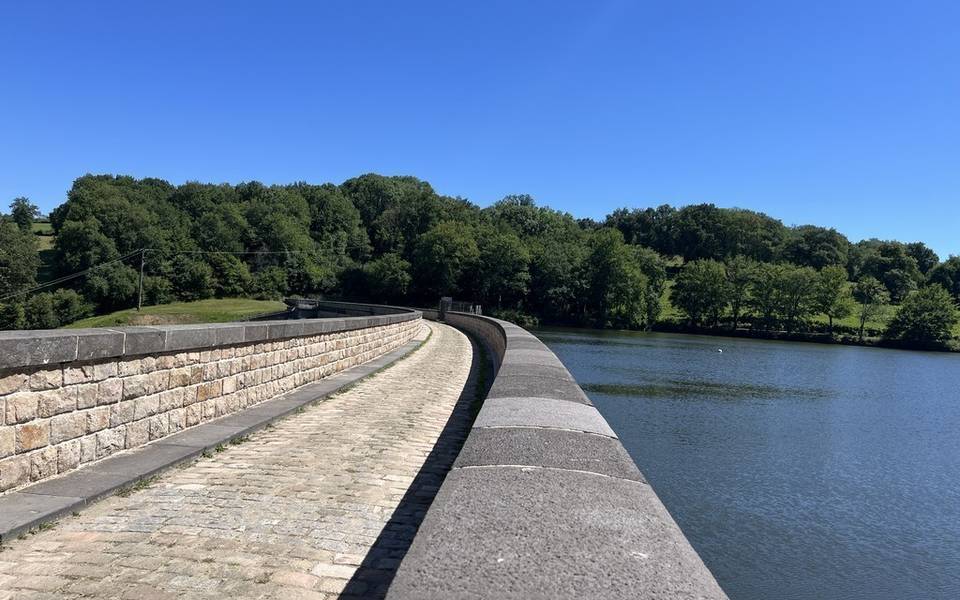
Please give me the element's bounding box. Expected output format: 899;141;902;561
51;289;93;325
528;239;585;323
25;293;60;329
83;262;139;312
748;263;785;330
780;225;850;269
411;222;479;298
10;197;40;232
634;247;667;326
0;302;26;330
474;230;530;309
206;254;253;297
857;241;922;302
813;265;854;335
169;256;215;301
852;277;889;341
778;265;819;333
0;220;40;297
673;259;728;327
582;229;647;328
362;253;412;303
252;266;288;299
725;256;757;329
928;256;960;301
905;242;939;275
885;285;959;344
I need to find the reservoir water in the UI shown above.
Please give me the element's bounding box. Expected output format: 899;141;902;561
535;328;960;600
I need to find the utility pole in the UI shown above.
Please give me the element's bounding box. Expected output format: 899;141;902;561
137;249;146;311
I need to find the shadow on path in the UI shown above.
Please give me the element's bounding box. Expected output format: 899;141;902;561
340;331;489;599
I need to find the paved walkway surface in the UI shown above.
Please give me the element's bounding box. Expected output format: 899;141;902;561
0;321;477;600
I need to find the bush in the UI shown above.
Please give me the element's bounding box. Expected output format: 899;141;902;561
885;285;959;344
25;293;60;329
169;256;215;301
252;267;289;300
51;289;93;325
0;302;27;330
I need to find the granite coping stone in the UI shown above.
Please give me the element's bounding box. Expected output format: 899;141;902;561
486;374;592;405
499;349;567;367
0;335;425;542
403;310;727;599
386;467;729;600
0;305;420;371
494;362;574;381
473;397;617;438
453;427;645;482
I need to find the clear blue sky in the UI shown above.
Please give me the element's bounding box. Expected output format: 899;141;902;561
2;1;958;257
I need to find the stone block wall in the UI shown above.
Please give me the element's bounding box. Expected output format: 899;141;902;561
0;313;421;494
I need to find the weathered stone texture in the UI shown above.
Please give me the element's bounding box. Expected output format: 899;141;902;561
0;321;470;600
16;421;50;452
0;317;420;493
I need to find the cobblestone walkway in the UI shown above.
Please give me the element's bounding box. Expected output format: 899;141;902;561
0;321;478;600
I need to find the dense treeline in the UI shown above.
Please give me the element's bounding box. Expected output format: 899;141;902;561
1;173;958;347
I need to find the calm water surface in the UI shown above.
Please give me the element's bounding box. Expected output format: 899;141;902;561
535;328;960;600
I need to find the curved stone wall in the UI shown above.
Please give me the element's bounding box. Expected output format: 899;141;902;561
389;312;728;599
0;306;422;494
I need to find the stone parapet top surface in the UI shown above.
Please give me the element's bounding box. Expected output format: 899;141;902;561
0;308;421;371
388;311;729;599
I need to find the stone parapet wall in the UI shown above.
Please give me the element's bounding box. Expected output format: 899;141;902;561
0;312;421;494
389;311;728;599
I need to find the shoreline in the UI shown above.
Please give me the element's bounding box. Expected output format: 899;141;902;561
530;321;960;354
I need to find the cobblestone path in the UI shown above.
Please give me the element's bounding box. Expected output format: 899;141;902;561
0;321;478;600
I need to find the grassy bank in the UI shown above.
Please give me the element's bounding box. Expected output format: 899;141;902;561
66;298;286;328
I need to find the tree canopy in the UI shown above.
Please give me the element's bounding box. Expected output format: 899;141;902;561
2;172;958;348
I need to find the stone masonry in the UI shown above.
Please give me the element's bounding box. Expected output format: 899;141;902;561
0;319;420;494
0;320;475;600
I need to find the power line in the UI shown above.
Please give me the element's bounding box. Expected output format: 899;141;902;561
0;249;143;302
1;248;327;303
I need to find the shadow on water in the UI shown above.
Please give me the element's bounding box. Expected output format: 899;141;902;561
581;380;829;401
339;332;488;599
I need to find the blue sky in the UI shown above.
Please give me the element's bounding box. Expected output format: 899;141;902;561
2;1;958;257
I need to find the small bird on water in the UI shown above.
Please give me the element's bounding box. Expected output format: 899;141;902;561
717;348;723;353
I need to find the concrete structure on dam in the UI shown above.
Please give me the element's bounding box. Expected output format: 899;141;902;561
0;301;726;599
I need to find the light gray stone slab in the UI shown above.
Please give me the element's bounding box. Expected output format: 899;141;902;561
473;397;616;438
386;467;728;600
0;330;78;370
116;326;167;355
494;362;573;381
163;325;217;352
453;427;643;481
76;329;125;361
487;374;592;405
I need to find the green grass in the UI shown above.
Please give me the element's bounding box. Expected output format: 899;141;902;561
659;282;960;337
808;304;898;333
65;298;286;329
31;221;55;251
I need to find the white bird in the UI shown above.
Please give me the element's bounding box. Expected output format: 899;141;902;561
717;348;723;353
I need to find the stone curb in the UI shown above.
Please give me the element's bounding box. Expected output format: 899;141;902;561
0;335;426;543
